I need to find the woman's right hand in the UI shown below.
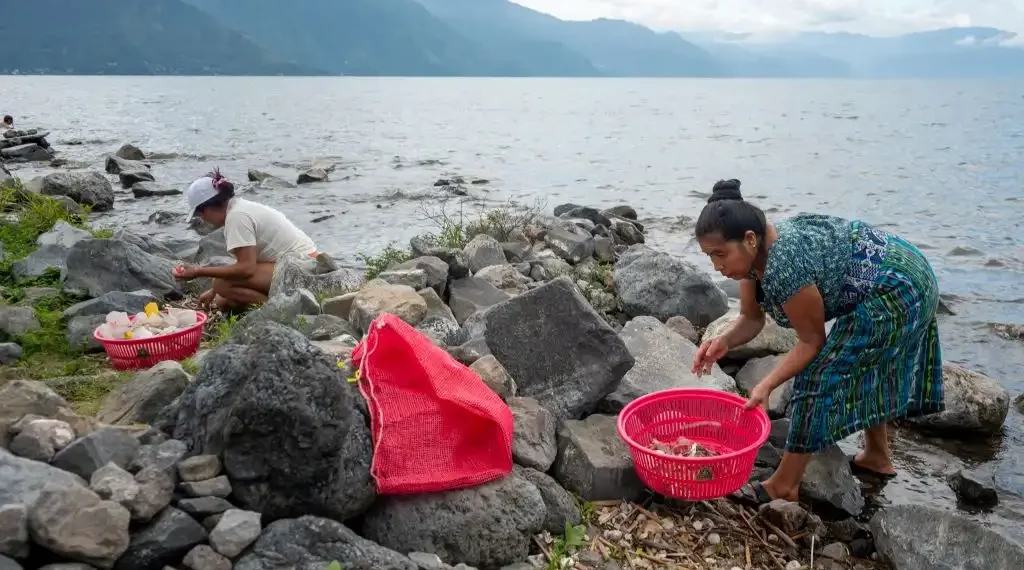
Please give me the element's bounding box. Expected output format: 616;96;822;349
197;289;216;310
692;337;729;377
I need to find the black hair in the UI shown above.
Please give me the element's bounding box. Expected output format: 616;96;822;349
197;167;235;211
2;115;12;125
694;179;767;241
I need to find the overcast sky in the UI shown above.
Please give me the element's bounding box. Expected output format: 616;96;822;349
511;0;1024;36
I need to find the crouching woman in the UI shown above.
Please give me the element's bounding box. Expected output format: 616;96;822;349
173;170;318;310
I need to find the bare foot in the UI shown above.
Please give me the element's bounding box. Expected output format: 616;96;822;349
760;478;800;502
853;450;896;475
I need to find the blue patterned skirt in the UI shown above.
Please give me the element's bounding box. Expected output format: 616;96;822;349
785;221;945;453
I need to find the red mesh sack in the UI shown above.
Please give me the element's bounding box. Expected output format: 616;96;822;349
350;312;514;494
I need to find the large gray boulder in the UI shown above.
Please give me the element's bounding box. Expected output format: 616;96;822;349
11;221;93;280
481;277;634;421
268;254;362;300
62;239;181;299
906;363;1010;437
601;317;737;413
361;472;546;570
235;516;416;570
870;504;1024;570
0;449;88;510
614;245;728;326
701;311;797;359
171;322;375;522
40;172;114;211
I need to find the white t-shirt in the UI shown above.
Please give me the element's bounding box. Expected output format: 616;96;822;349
223;198;317;262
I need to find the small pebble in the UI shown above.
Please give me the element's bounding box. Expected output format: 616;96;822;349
704;558;717;566
785;561;802;570
604;529;623;541
768;534;780;543
731;567;743;570
661;519;675;531
707;533;721;545
693;520;704;532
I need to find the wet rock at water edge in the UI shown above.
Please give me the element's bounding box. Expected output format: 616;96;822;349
947;467;999;508
906;363;1010;437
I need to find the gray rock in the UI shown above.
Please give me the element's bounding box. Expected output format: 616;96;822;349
297;312;355;339
234;516;417;570
238;289;321;333
131;182;181;198
614;246;727;326
172;322;375;521
544;227;595;264
735;356;793;419
267;253;361;300
906;363;1010;437
702;311;798;359
463;234;508;273
471;355;517;400
97;361;190;426
131;439;188;477
63;290;156;320
394;256;450;296
415;288;462;346
0;449;88;511
113;507;207;570
105;155;148;174
321;292;357;320
0;504;29;559
297;168;328;184
0;380;92;448
508;397;557;472
800;446;864;516
62;239;180;299
475;264;532;295
870;504;1024;570
482;278;633;420
0;343;22;365
1;142;53;162
447;337;492;365
378;268;429;290
513;466;581;534
179;476;232;498
552;414;645;501
209;509;262;558
410;235;470;279
528;257;573;282
119;170;155;188
608;218;644;245
39;172;114;211
116;144;146;161
28;482;131;569
90;462;141;506
557;206;611;227
947;468;999;508
175;497;234;518
178;455;222;482
448;277;511;325
183;545;231;570
8;417;75;462
0;306;40;338
51;427;141;481
362;473;546;570
601;317;737;413
408;552;447;570
11;221;93;280
350;284;428;333
65;315;107;354
664;315;699;344
130;467;175;522
758;500;810;534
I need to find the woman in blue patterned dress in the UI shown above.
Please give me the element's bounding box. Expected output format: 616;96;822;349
691;179;944;505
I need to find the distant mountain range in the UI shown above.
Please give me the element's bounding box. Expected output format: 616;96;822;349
2;0;1023;77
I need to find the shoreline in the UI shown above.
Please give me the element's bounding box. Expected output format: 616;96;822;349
3;155;1024;568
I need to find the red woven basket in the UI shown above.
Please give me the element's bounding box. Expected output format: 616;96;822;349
617;388;771;501
94;311;208;370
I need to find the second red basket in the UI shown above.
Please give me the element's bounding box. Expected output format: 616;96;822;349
617;388;771;501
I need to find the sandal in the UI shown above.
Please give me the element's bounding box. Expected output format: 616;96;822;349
847;456;897;480
730;481;775;507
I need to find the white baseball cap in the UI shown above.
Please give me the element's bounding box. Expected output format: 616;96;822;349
184;176;218;218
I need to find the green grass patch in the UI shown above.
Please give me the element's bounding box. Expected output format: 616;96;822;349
45;370;133;416
357;243;411;280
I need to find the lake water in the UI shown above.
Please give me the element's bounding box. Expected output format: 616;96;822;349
3;76;1023;530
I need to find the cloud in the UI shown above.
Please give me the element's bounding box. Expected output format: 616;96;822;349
510;0;1024;36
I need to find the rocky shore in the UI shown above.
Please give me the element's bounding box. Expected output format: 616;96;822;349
2;162;1024;570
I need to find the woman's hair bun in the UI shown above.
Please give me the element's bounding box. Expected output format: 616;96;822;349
207;167;233;192
708;179;743;203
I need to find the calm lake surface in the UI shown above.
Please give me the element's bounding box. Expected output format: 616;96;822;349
3;76;1023;531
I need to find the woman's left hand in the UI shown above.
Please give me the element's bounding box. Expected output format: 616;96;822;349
744;381;773;410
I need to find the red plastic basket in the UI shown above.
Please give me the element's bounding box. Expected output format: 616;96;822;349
617;388;771;501
94;311;208;370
